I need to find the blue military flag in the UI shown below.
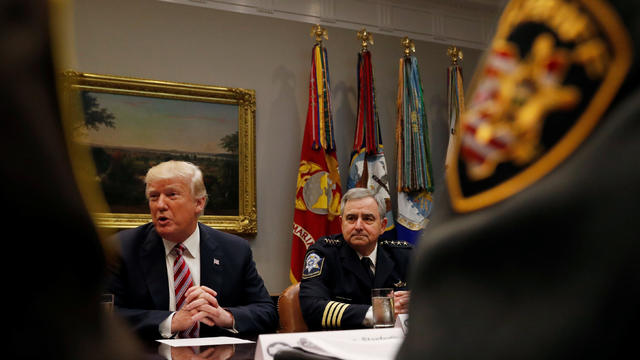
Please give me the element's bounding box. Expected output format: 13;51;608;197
395;39;434;245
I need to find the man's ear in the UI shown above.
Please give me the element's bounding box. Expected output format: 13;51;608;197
195;196;206;213
381;216;388;231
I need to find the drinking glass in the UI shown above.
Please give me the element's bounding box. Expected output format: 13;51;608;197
371;288;394;328
100;293;114;315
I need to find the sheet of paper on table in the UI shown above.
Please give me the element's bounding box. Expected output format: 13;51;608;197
255;327;405;360
396;313;409;334
157;336;254;347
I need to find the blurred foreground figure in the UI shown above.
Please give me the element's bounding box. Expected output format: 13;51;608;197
398;0;640;359
2;0;142;359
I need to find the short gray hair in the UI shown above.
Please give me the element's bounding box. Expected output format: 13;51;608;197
340;188;386;218
144;160;208;216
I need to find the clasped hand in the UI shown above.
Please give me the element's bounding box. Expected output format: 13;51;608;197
171;285;234;332
393;290;410;315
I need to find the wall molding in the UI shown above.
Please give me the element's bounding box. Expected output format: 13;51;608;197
158;0;506;49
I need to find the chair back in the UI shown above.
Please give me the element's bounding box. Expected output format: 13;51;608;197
277;283;308;333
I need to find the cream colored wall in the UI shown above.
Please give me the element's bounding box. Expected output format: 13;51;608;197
71;0;484;294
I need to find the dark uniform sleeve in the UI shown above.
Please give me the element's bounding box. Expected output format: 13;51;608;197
299;240;370;330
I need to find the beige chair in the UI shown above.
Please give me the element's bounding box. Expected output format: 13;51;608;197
277;283;308;333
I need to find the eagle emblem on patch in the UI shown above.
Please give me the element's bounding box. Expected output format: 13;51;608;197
447;0;631;212
302;252;324;279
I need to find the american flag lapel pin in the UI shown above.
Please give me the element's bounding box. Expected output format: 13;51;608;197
213;258;220;266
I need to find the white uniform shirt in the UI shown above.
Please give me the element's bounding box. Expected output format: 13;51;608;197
357;243;378;327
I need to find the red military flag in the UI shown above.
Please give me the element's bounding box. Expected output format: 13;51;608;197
290;40;342;283
347;30;394;234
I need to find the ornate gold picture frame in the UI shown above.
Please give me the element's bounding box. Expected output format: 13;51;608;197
61;71;256;234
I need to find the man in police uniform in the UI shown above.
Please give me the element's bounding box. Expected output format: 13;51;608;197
397;0;640;359
299;188;412;330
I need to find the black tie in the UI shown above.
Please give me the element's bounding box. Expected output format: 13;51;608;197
361;257;374;284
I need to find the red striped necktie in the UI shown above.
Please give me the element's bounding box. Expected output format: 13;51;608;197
173;243;199;338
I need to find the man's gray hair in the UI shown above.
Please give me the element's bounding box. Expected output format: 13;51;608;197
340;187;386;218
144;160;208;216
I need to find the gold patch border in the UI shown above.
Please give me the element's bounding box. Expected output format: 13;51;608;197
447;0;632;213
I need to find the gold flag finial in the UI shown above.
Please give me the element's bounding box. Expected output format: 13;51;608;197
447;46;463;65
357;28;374;51
401;36;415;56
310;24;328;43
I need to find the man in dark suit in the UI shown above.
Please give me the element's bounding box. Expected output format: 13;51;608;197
299;188;412;330
107;160;277;341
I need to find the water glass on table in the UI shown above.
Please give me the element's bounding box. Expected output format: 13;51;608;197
101;293;114;315
371;288;394;328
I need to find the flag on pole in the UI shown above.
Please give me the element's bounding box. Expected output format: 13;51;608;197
395;38;434;245
445;46;465;168
290;36;342;284
347;29;394;234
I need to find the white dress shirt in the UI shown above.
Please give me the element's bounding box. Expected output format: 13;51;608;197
357;244;378;327
159;226;200;338
357;244;378;275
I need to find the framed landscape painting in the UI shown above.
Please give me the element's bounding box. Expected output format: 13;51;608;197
61;71;256;234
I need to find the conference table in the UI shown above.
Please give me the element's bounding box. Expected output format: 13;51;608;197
142;335;337;360
142;326;406;360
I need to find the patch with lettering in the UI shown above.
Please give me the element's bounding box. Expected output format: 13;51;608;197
302;252;324;279
447;0;631;212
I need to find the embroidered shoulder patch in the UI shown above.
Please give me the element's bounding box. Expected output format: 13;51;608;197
302;252;324;279
447;0;631;212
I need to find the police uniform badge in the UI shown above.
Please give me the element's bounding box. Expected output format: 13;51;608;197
302;252;324;279
447;0;631;212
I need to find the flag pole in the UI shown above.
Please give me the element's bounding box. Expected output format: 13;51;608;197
357;28;374;52
311;24;328;44
445;46;464;170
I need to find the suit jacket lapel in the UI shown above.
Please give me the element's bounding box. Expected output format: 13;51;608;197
140;228;169;310
374;245;395;288
199;223;223;295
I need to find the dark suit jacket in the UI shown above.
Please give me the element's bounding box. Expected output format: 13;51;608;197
107;222;278;341
299;234;411;330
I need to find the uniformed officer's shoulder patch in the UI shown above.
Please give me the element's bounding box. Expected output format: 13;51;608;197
380;240;412;249
302;252;324;279
446;0;632;213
